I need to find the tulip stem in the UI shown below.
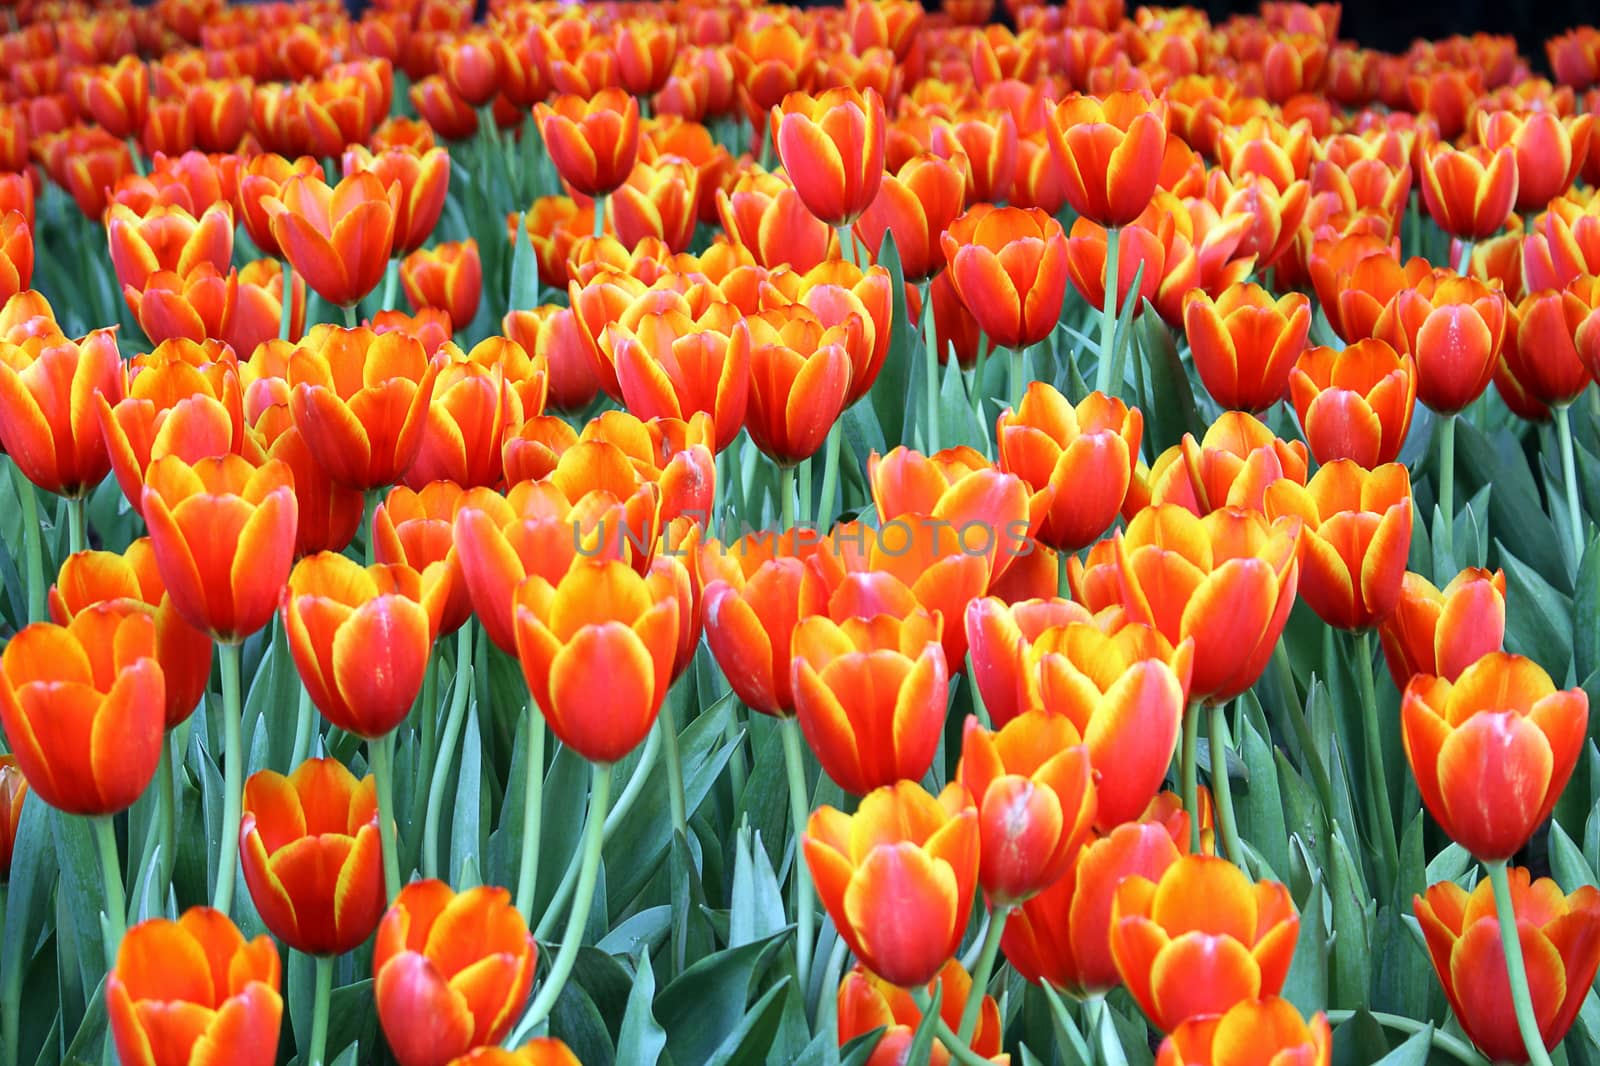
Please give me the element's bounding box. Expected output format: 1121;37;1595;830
379;258;400;314
909;989;1001;1066
1209;701;1248;874
10;460;42;623
279;260;295;342
1084;994;1130;1066
518;761;613;1038
817;426;843;532
91;814;125;969
1555;405;1587;566
1180;702;1201;853
1007;347;1024;413
423;627;474;882
289;684;316;769
513;701;547;923
342;304;358;329
1485;859;1558;1066
836;225;858;269
125;136;145;177
213;640;244;915
779;464;796;531
1355;631;1399;901
919;280;941;453
958;905;1009;1044
1437;413;1457;564
67;495;85;555
155;736;177;905
370;732;403;902
306;953;334;1066
780;717;815;1004
1095;226;1121;395
1324;1010;1491;1066
1455;239;1475;276
592;195;606;241
659;691;688;844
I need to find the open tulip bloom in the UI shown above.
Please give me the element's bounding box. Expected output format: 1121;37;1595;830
7;3;1600;1065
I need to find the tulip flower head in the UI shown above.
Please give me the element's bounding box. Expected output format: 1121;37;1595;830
1155;996;1333;1066
836;959;1004;1066
1288;339;1418;468
1379;567;1507;689
940;204;1069;351
772;87;887;227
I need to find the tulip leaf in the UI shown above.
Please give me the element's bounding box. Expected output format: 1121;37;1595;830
733;715;790;876
59;973;106;1064
550;974;616;1066
1236;696;1290;881
1132;294;1203;454
49;809;107;1008
616;949;666;1066
1425;843;1474;887
522;742;590;920
1575;533;1600;685
840;1028;888;1066
704;976;791;1066
871;229;913;449
1327;825;1373;1010
655;930;789;1066
1367;1023;1433;1066
1456;419;1567;587
902;982;943;1066
729;823;786;950
329;1042;361;1066
450;698;486;887
1550;820;1599;893
1283;845;1329;1016
508;209;540;313
1497;540;1575;679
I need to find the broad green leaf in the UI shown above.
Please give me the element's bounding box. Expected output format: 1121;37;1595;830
616;950;666;1066
1328;826;1372;1010
704;977;791;1066
1237;696;1289;881
451;699;485;887
871;230;913;448
1498;540;1575;678
508;209;540;311
1283;858;1328;1017
1576;533;1600;684
550;978;615;1066
655;931;789;1066
1551;821;1599;893
729;824;786;949
1368;1024;1434;1066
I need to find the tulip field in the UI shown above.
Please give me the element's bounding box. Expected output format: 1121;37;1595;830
9;0;1600;1063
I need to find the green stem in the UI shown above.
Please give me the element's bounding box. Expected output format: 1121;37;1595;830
289;684;316;769
370;732;403;901
836;225;858;269
422;630;473;881
379;258;400;314
1485;860;1557;1066
814;933;850;1038
592;194;606;240
67;494;86;555
817;425;842;532
125;136;146;177
11;461;43;623
909;988;1000;1066
363;489;382;567
213;641;244;914
1438;413;1457;564
1555;405;1587;566
1209;701;1247;872
1095;226;1121;395
155;738;176;904
1180;703;1201;854
658;693;688;844
1356;631;1399;901
1084;994;1130;1066
513;699;547;923
279;260;295;341
342;303;359;329
957;905;1009;1044
920;280;941;453
798;458;813;529
1325;1011;1490;1065
519;761;613;1035
1007;347;1024;413
92;814;126;969
1455;238;1475;276
781;717;815;1002
305;953;334;1066
780;464;797;532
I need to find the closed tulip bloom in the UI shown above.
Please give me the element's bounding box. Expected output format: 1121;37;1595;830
1502;287;1594;409
1377;271;1507;415
536;89;640;199
282;553;434;739
75;55;149;140
1418;143;1519;241
805;780;980;988
1478;110;1593;213
716;167;840;272
965;596;1095;729
607;157;700;253
288;325;441;491
701;536;827;718
0;212;33;303
437;33;502;108
374;483;471;636
940;204;1068;351
503;306;602;414
836;959;1003;1066
264;171;398;309
1402;652;1587;862
401;240;482;331
514;557;678;764
608;310;748;453
1111;854;1299;1033
792;606;948;797
958;712;1096;903
1184;284;1311;412
1415;870;1600;1063
140;454;298;643
613;20;678;97
374;881;537;1066
0;328;124;497
854;151;969;282
127;266;227;348
736;306;855;466
772;87;886;227
1046;91;1168;227
1156;997;1333;1066
1115;504;1302;704
239;759;384;957
997;384;1143;552
226;258;307;356
1156;412;1308;516
108;907;281;1066
233;154;324;262
1288;339;1418;467
342;146;451;256
1003;814;1189;996
187;79;250;154
0;756;24;879
1379;568;1506;689
445;1043;582;1066
0;608;164;817
1264;461;1412;630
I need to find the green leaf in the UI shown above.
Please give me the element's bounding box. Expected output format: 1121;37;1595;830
655;931;789;1066
329;1042;361;1066
1327;826;1372;1010
1283;852;1328;1016
596;906;672;958
1576;532;1600;684
938;346;989;453
729;824;786;949
1369;1023;1434;1066
49;810;107;1005
1456;419;1567;586
1133;299;1204;453
704;977;790;1066
871;230;913;448
508;209;540;311
59;974;106;1064
550;977;615;1066
616;950;666;1066
1550;820;1600;892
451;699;485;887
1498;540;1575;678
1425;843;1473;886
902;983;943;1066
1236;696;1290;881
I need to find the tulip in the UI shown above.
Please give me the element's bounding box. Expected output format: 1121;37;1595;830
1478;110;1593;214
736;306;855;466
608;310;748;454
730;20;818;134
613;20;678;97
75;54;149;140
1045;90;1168;227
0;756;25;879
771;87;886;227
701;536;827;718
375;483;472;637
410;76;479;142
1402;651;1587;862
716;167;840;272
1288;339;1418;468
932;112;1019;207
1111;854;1299;1032
1419;143;1519;242
503;306;602;414
401;239;482;332
1502;287;1593;410
226;258;306;356
1156;412;1309;517
939;204;1068;352
0;608;164;816
239;759;385;957
513;557;679;765
127;266;228;348
0;327;124;497
445;1043;582;1066
108;907;282;1066
188;79;250;154
0;211;32;303
607;157;700;253
374;881;537;1066
835;960;1003;1066
1183;284;1311;412
854;151;969;283
1379;567;1507;689
1415;870;1600;1063
233;154;324;262
1156;997;1333;1066
1263;461;1413;630
535;89;641;200
964;596;1093;729
437;33;502;108
264;171;399;310
342;145;451;256
804;780;979;988
1376;270;1506;416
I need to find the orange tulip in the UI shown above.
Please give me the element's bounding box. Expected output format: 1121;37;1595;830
1111;854;1299;1032
608;310;748;454
701;534;826;718
940;204;1068;350
74;54;149;140
730;20;818;129
805;780;979;988
1478;110;1594;213
0;756;25;879
263;171;398;309
225;258;306;356
287;325;440;491
606;157;700;254
0;327;124;497
127;265;227;348
1183;283;1311;412
1046;90;1168;227
1415;870;1600;1063
716;167;840;273
854;150;968;283
503;305;602;414
996;384;1142;552
401;239;482;332
836;959;1002;1066
612;20;679;98
1263;461;1412;630
736;306;854;466
374;881;537;1066
0;608;163;817
107;201;234;300
108;907;282;1066
233;154;324;262
50;539;213;729
437;32;503;108
1156;412;1309;517
410;75;479;142
1402;651;1587;862
513;557;678;764
1379;567;1507;689
1003;813;1189;996
1155;997;1333;1066
1501;286;1594;409
1376;270;1507;415
535;89;641;199
374;483;471;636
445;1043;582;1066
963;596;1093;730
1418;143;1519;240
141;454;298;643
792;606;947;797
771;87;886;227
932;111;1019;207
0;211;33;304
239;759;384;957
187;79;250;154
768;259;896;407
1288;339;1418;468
342;145;451;256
